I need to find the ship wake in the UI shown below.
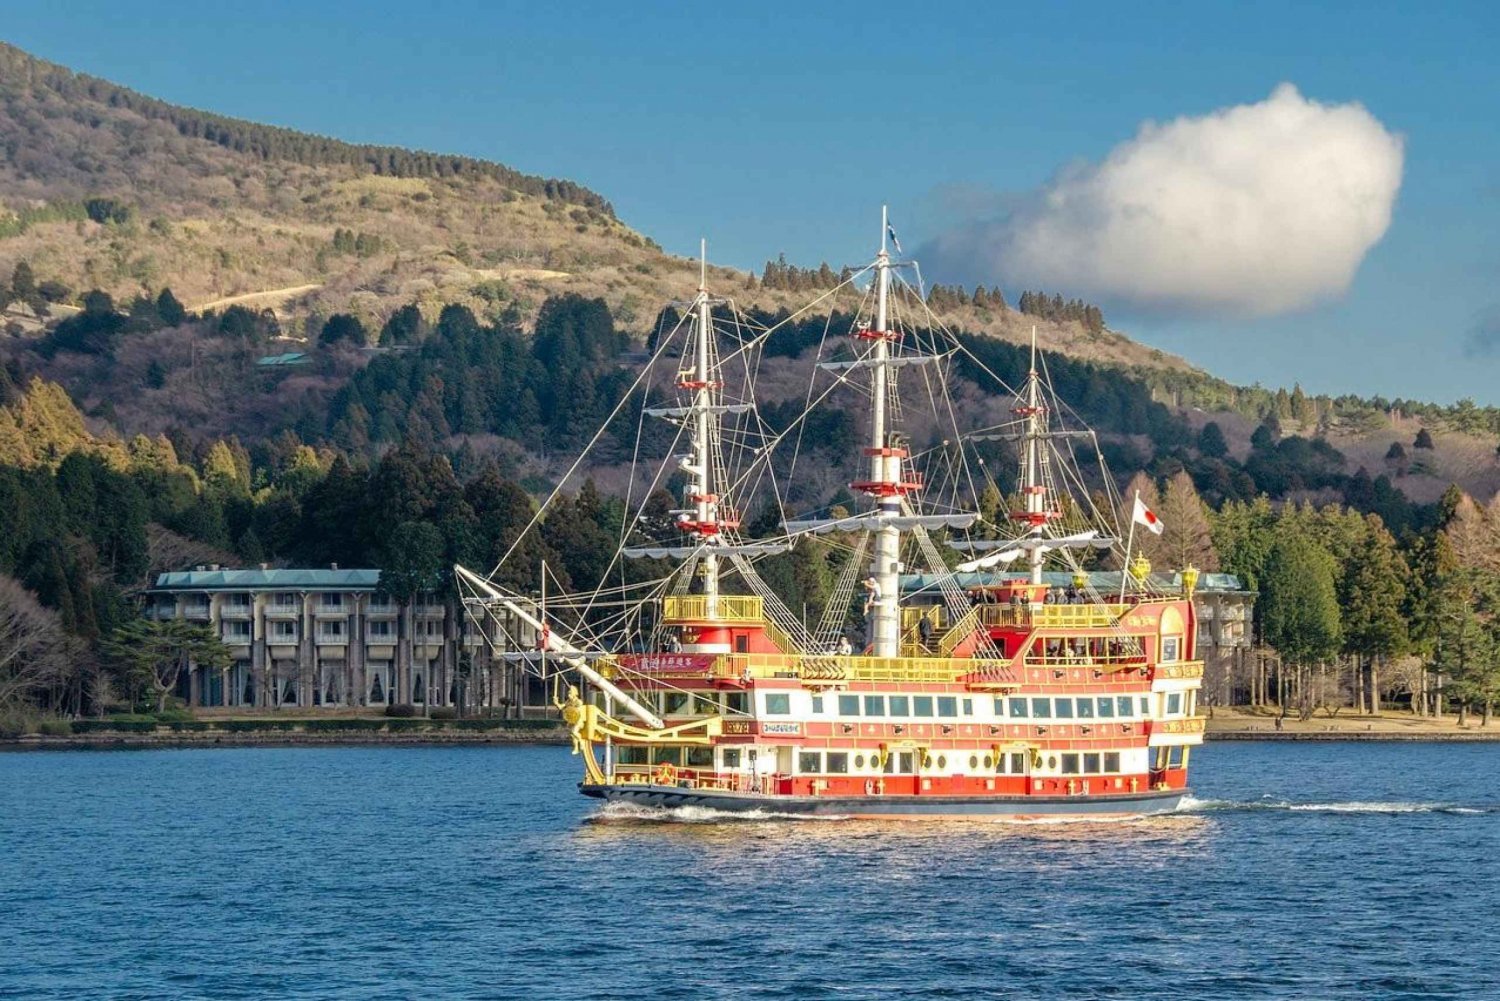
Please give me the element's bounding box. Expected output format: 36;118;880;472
1179;796;1496;816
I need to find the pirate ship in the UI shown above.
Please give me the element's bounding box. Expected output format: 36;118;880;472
456;213;1204;819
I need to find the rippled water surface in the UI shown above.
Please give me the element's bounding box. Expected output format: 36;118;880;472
4;742;1499;1000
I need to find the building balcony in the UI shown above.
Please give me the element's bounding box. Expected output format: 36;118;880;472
183;606;212;622
264;605;301;619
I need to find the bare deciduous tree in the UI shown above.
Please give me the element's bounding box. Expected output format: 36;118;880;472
0;575;79;711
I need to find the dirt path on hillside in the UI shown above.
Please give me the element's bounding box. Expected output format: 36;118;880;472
193;283;324;313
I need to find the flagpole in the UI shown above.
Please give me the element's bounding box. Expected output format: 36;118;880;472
1119;490;1138;602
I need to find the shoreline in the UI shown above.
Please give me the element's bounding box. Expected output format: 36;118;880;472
7;720;1500;750
0;729;572;751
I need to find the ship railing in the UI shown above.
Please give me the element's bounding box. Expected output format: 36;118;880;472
937;606;981;656
661;594;765;623
976;604;1130;629
711;653;1016;685
1155;661;1205;681
1025;654;1150;672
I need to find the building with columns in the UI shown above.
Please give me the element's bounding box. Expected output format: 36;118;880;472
144;566;542;712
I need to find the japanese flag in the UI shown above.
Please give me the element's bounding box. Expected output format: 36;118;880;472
1132;495;1164;535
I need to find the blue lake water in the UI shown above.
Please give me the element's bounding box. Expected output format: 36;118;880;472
3;741;1499;1000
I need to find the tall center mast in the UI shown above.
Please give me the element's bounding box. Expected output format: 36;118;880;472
680;240;728;616
859;208;906;657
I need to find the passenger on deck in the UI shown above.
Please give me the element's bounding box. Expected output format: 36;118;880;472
918;615;934;648
837;635;853;656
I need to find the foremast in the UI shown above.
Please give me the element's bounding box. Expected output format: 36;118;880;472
678;242;731;618
862;209;902;657
1017;330;1052;586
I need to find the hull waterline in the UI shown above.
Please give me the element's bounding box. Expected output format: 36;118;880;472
582;782;1187;820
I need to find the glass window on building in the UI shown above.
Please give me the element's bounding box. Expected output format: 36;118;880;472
826;753;849;774
937;696;958;717
913;696;934;717
838;694;860;716
798;752;822;774
763;693;791;715
888;695;910;716
1166;692;1183;715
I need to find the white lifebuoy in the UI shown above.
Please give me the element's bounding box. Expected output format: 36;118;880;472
864;779;875;795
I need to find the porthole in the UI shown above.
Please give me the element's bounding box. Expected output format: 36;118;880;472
1048;755;1058;770
968;755;979;769
854;754;865;768
937;755;948;769
983;755;993;769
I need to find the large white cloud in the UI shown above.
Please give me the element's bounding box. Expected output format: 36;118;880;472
922;84;1404;317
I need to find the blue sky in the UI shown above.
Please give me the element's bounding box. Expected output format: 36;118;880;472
3;1;1497;403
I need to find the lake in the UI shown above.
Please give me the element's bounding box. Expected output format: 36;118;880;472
2;742;1498;1000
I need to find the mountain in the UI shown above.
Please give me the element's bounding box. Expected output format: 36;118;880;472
0;41;1191;373
2;40;1499;516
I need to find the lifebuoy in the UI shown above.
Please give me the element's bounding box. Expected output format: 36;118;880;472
864;779;875;796
654;763;677;785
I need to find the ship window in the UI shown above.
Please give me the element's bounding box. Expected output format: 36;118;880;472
1083;753;1101;773
1139;696;1150;716
888;695;910;716
1167;692;1183;715
1010;752;1027;774
764;693;792;715
687;747;713;767
1103;752;1120;773
798;752;822;774
983;755;993;769
653;747;683;766
618;746;648;765
968;755;979;769
838;694;861;716
1060;753;1080;775
664;692;691;714
1118;696;1134;718
854;754;865;768
1054;699;1074;719
936;755;948;769
1096;697;1115;718
736;635;749;653
962;698;974;716
993;697;1006;717
864;695;886;716
811;695;824;714
914;696;934;717
826;752;849;774
724;692;748;714
1047;755;1058;771
1161;636;1181;662
722;749;742;768
1076;699;1094;719
899;752;914;773
937;696;958;717
1169;746;1187;769
1030;698;1052;719
1008;697;1028;719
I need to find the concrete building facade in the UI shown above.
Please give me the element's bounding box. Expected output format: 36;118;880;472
145;567;541;712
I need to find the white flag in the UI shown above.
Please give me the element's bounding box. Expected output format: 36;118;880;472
1132;495;1165;535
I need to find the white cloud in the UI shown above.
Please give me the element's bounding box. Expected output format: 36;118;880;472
921;84;1404;317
